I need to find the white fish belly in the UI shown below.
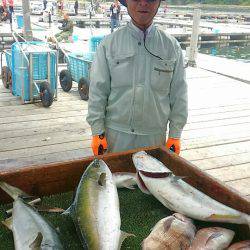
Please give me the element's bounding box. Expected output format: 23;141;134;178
97;172;121;250
141;174;248;224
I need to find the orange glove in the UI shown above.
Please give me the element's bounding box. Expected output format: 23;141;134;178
166;138;180;155
91;134;108;156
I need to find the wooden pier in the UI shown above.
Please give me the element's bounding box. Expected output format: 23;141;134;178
0;53;249;201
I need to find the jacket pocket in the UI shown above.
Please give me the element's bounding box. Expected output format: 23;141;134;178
108;53;135;87
151;59;175;92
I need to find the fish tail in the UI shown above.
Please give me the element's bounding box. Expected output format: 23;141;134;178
0;181;28;200
246;214;250;229
62;206;71;216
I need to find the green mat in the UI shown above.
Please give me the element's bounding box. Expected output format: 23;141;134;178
0;188;246;249
0;189;171;250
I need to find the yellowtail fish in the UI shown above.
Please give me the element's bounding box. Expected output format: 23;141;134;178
65;159;133;250
132;151;250;226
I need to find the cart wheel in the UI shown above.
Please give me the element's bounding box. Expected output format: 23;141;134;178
40;83;53;107
7;70;12;92
1;66;10;89
78;78;89;101
59;69;72;92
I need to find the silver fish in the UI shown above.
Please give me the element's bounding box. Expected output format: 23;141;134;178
65;159;132;250
112;172;137;189
188;227;234;250
228;240;250;250
132;151;250;226
0;182;63;250
142;213;196;250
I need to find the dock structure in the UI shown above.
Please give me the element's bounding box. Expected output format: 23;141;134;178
0;53;249;201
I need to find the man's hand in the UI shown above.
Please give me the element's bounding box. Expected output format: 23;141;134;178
91;134;108;156
166;138;180;155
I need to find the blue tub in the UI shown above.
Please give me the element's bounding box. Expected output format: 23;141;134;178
68;52;94;82
16;14;24;29
11;41;57;102
89;35;104;52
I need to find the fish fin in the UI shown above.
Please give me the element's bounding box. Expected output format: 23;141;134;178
98;173;106;186
119;231;135;248
0;181;29;200
122;179;137;190
62;206;71;215
29;232;43;249
171;175;187;183
163;217;174;232
206;214;241;221
34;204;65;213
1;217;13;230
136;172;151;195
205;232;223;245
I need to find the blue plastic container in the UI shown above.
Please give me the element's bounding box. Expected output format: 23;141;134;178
68;52;95;82
16;14;24;29
11;41;57;102
89;35;104;52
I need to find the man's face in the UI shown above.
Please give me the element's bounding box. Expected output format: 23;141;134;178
126;0;160;30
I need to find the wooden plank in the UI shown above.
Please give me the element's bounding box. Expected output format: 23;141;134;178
0;140;91;160
182;132;250;150
191;152;250;170
206;163;250;182
0;103;87;117
0;148;92;170
189;103;250;116
0;110;87;124
184;116;250;131
181;140;250;161
0;122;87;140
182;123;250;140
226;178;250;196
0;132;91;152
0;116;89;132
187;109;250;123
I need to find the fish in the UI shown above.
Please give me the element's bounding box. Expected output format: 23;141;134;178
188;227;234;250
142;213;196;250
0;181;63;250
228;240;250;250
112;172;137;189
132;151;250;226
65;159;132;249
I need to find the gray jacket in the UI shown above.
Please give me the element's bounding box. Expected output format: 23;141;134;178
87;22;188;138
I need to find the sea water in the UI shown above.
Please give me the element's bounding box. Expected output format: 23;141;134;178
199;45;250;63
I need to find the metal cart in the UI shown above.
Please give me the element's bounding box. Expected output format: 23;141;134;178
59;36;104;101
1;32;58;107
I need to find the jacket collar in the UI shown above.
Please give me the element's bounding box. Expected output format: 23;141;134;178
127;21;155;41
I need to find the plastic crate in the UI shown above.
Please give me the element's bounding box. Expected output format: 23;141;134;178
68;52;95;82
89;35;104;52
16;14;24;29
5;50;12;69
11;41;57;102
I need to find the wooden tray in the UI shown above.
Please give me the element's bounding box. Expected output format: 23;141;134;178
0;146;249;238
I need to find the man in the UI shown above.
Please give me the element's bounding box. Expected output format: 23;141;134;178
8;0;13;25
110;0;120;32
74;0;78;15
55;12;73;42
87;0;188;156
43;0;47;10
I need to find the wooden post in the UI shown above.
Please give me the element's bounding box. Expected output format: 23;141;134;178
22;0;33;41
188;8;201;67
